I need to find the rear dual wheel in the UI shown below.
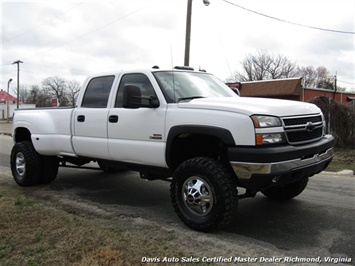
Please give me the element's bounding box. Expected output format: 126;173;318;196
11;141;59;187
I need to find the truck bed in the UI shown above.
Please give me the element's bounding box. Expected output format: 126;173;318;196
14;108;75;156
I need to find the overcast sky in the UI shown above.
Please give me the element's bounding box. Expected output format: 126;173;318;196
1;0;354;94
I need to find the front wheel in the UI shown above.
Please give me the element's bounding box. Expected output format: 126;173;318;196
261;177;309;200
171;157;238;232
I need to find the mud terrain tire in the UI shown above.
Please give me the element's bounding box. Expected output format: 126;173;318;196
11;141;42;187
171;157;238;232
40;156;59;184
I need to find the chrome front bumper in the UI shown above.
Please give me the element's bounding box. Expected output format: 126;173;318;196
230;147;334;179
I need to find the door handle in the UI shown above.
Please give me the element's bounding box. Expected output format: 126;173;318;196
77;115;85;122
109;115;119;123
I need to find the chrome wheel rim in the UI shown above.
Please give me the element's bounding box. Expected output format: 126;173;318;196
182;176;214;216
15;152;26;177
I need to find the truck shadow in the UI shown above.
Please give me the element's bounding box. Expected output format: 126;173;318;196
47;168;175;223
224;194;330;251
51;168;171;206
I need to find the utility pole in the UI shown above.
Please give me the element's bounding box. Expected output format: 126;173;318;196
333;72;337;100
184;0;210;67
12;60;23;109
184;0;193;67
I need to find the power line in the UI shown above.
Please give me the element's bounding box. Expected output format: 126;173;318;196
23;6;147;61
338;79;355;85
1;5;147;68
3;2;84;43
221;0;355;35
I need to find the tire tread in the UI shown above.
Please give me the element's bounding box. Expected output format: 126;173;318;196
10;141;41;187
171;157;238;231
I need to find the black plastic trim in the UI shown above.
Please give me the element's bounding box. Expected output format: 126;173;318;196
228;134;334;164
166;125;235;168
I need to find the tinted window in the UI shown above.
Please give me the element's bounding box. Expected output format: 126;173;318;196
81;76;115;108
115;73;156;107
153;71;235;103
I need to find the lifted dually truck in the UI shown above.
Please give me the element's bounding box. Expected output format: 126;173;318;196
11;67;334;231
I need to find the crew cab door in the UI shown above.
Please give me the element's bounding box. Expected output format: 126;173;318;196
72;75;115;159
107;73;167;167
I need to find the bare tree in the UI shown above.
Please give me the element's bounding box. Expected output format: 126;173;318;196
11;85;28;104
316;66;334;90
42;76;68;106
27;85;52;107
26;85;40;105
16;85;30;104
242;50;271;81
232;50;297;82
67;80;81;107
270;55;297;79
316;66;329;83
296;65;337;90
296;66;317;88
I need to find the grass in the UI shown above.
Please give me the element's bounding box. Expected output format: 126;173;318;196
0;184;211;266
327;148;355;172
14;197;34;209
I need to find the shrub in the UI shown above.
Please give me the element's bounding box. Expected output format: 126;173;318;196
311;96;355;148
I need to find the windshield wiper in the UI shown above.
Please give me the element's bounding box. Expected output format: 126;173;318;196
177;96;205;102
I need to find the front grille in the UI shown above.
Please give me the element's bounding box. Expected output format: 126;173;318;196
286;127;323;143
283;116;322;126
282;115;324;145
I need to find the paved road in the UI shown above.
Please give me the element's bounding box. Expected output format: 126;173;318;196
1;135;354;264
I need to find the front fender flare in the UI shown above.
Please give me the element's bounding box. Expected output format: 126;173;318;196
165;125;235;169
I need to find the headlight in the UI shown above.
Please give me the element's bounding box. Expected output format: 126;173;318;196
251;115;285;145
251;115;282;128
256;133;285;145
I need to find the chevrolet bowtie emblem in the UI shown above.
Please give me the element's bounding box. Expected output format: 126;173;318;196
305;122;316;132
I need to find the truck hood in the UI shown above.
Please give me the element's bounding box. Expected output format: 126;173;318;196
178;97;321;117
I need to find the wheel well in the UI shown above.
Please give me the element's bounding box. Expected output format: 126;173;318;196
168;133;228;170
14;127;31;143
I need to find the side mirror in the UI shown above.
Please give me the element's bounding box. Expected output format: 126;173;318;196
122;85;160;108
230;87;240;96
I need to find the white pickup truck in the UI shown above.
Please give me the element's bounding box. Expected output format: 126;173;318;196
11;67;334;231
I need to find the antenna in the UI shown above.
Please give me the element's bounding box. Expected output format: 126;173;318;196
170;43;176;102
170;43;174;69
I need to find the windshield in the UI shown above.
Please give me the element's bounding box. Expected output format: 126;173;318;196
153;71;236;103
